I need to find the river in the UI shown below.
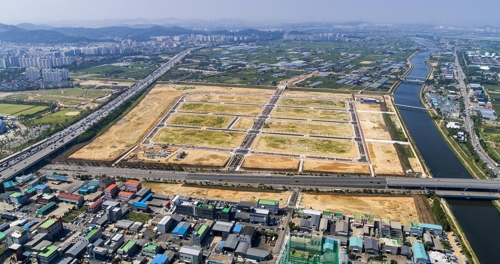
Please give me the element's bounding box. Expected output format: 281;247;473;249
393;41;500;263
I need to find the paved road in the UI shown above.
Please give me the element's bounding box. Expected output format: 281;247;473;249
0;47;200;182
455;51;500;176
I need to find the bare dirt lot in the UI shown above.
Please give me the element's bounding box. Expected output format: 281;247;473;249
70;84;267;161
126;147;232;167
143;183;292;207
264;119;354;137
355;102;383;111
77;80;135;87
167;113;233;128
253;135;358;159
153;127;246;149
179;102;263;116
299;194;419;225
242;155;300;171
368;142;404;175
303;160;370;174
187;94;269;104
358;112;391;140
232;117;256;130
272;107;350;122
279;98;347;109
283;91;351;100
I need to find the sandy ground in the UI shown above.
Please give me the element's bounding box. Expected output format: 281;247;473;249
408;157;424;174
0;92;13;99
358;112;392;140
264;119;354;137
272;107;351;122
187;94;269;104
78;80;135;87
153;127;246;149
252;135;359;159
241;155;300;170
299;195;418;225
303;159;370;174
368;142;404;175
278;98;347;109
126;147;232;167
143;183;292;207
70;84;265;161
355;102;382;111
283;91;352;100
359;61;374;64
179;102;263;116
232;117;256;130
65;111;80;116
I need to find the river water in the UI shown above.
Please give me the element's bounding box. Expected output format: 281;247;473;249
393;42;500;263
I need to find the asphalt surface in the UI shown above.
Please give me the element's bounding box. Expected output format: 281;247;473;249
0;47;199;182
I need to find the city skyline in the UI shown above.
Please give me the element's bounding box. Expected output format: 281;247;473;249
1;0;500;27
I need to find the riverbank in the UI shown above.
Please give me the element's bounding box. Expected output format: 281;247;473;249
492;200;500;213
441;199;480;264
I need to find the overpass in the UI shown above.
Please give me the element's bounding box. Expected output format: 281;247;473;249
0;47;199;183
402;76;425;84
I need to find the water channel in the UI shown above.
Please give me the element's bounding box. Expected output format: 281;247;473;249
393;41;500;263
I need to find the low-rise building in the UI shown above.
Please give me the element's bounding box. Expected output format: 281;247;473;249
7;229;29;245
150;254;171;264
257;199;279;214
249;208;270;225
9;192;27;205
66;240;89;258
118;240;137;258
142;242;161;257
125;180;142;193
35;184;50;194
37;245;60;264
196;203;216;219
193;223;210;245
179;246;203;264
104;184;119;199
172;221;191;239
238;226;256;246
364;238;379;254
212;221;233;238
37;217;64;240
37;193;57;205
207;252;234;264
37;201;57;216
158;216;173;234
412;241;428;264
380;238;400;255
58;192;84;207
390;221;402;238
222;234;239;252
79;226;102;243
335;221;349;237
118;191;135;202
88;199;103;213
349;237;363;252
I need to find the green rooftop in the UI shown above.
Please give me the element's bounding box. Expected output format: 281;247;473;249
354;214;363;220
0;232;5;240
39;217;59;229
143;243;160;252
37;202;57;215
195;224;208;237
322;211;331;215
222;208;230;213
258;199;278;206
38;245;59;258
119;240;136;253
334;212;343;217
9;192;24;198
197;204;213;209
366;215;375;221
411;222;422;228
84;227;99;238
41;194;54;199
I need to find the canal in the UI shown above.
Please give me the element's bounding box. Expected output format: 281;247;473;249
393;41;500;263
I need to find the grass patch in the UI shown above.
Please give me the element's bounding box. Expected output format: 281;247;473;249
394;143;413;172
168;113;232;128
273;107;350;121
32;109;81;126
264;119;353;137
14;106;49;116
177;86;195;91
280;98;346;108
126;211;152;223
154;127;246;148
383;113;407;141
62;205;88;223
180;102;262;115
0;103;35;115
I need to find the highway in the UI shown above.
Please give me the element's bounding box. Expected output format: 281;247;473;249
44;164;500;191
0;47;199;182
454;51;500;176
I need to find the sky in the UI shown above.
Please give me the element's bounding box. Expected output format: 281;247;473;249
0;0;497;27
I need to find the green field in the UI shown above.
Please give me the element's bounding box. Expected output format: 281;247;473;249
280;98;346;109
14;106;49;116
153;127;246;149
32;109;81;126
76;64;155;80
180;102;262;116
273;107;350;122
0;103;36;115
5;88;111;106
168;114;233;128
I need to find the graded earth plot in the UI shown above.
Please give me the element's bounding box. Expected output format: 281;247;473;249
302;159;370;174
125;147;231;167
263;119;354;137
186;94;269;104
179;102;263;116
241;155;300;171
357;112;392;140
77;80;135;88
279;98;347;109
299;195;418;225
252;134;358;159
368;142;404;175
153;127;246;149
167;113;233;128
272;107;350;122
143;183;292;207
231;117;256;130
283;90;352;100
354;101;383;111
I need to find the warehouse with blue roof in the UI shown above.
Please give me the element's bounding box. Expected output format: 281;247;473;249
3;181;15;191
412;242;428;264
46;174;69;182
150;254;169;264
35;184;50;194
172;222;191;239
0;120;8;134
421;223;443;236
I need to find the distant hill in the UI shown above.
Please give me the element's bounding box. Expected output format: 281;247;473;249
0;23;88;43
52;26;201;41
16;23;54;30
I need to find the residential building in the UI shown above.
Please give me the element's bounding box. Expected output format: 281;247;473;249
193;224;210;245
37;217;64;240
125;180;142;193
256;199;279;214
142;242;161;257
349;237;363;252
158;216;173;234
412;242;428;264
179;246;203;264
172;221;191;239
104;184;119;199
37;245;60;264
58;192;84;207
26;67;40;80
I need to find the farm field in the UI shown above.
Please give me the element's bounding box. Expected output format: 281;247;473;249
302;160;370;174
231;117;256;130
153;127;245;149
179;102;263;116
368;142;404;175
187;94;269;104
272;107;350;122
143;183;292;207
241;155;300;171
252;134;358;158
263;119;353;137
279;98;347;109
358;112;391;140
167;113;233;128
32;109;81;126
299;194;418;225
70;84;270;161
